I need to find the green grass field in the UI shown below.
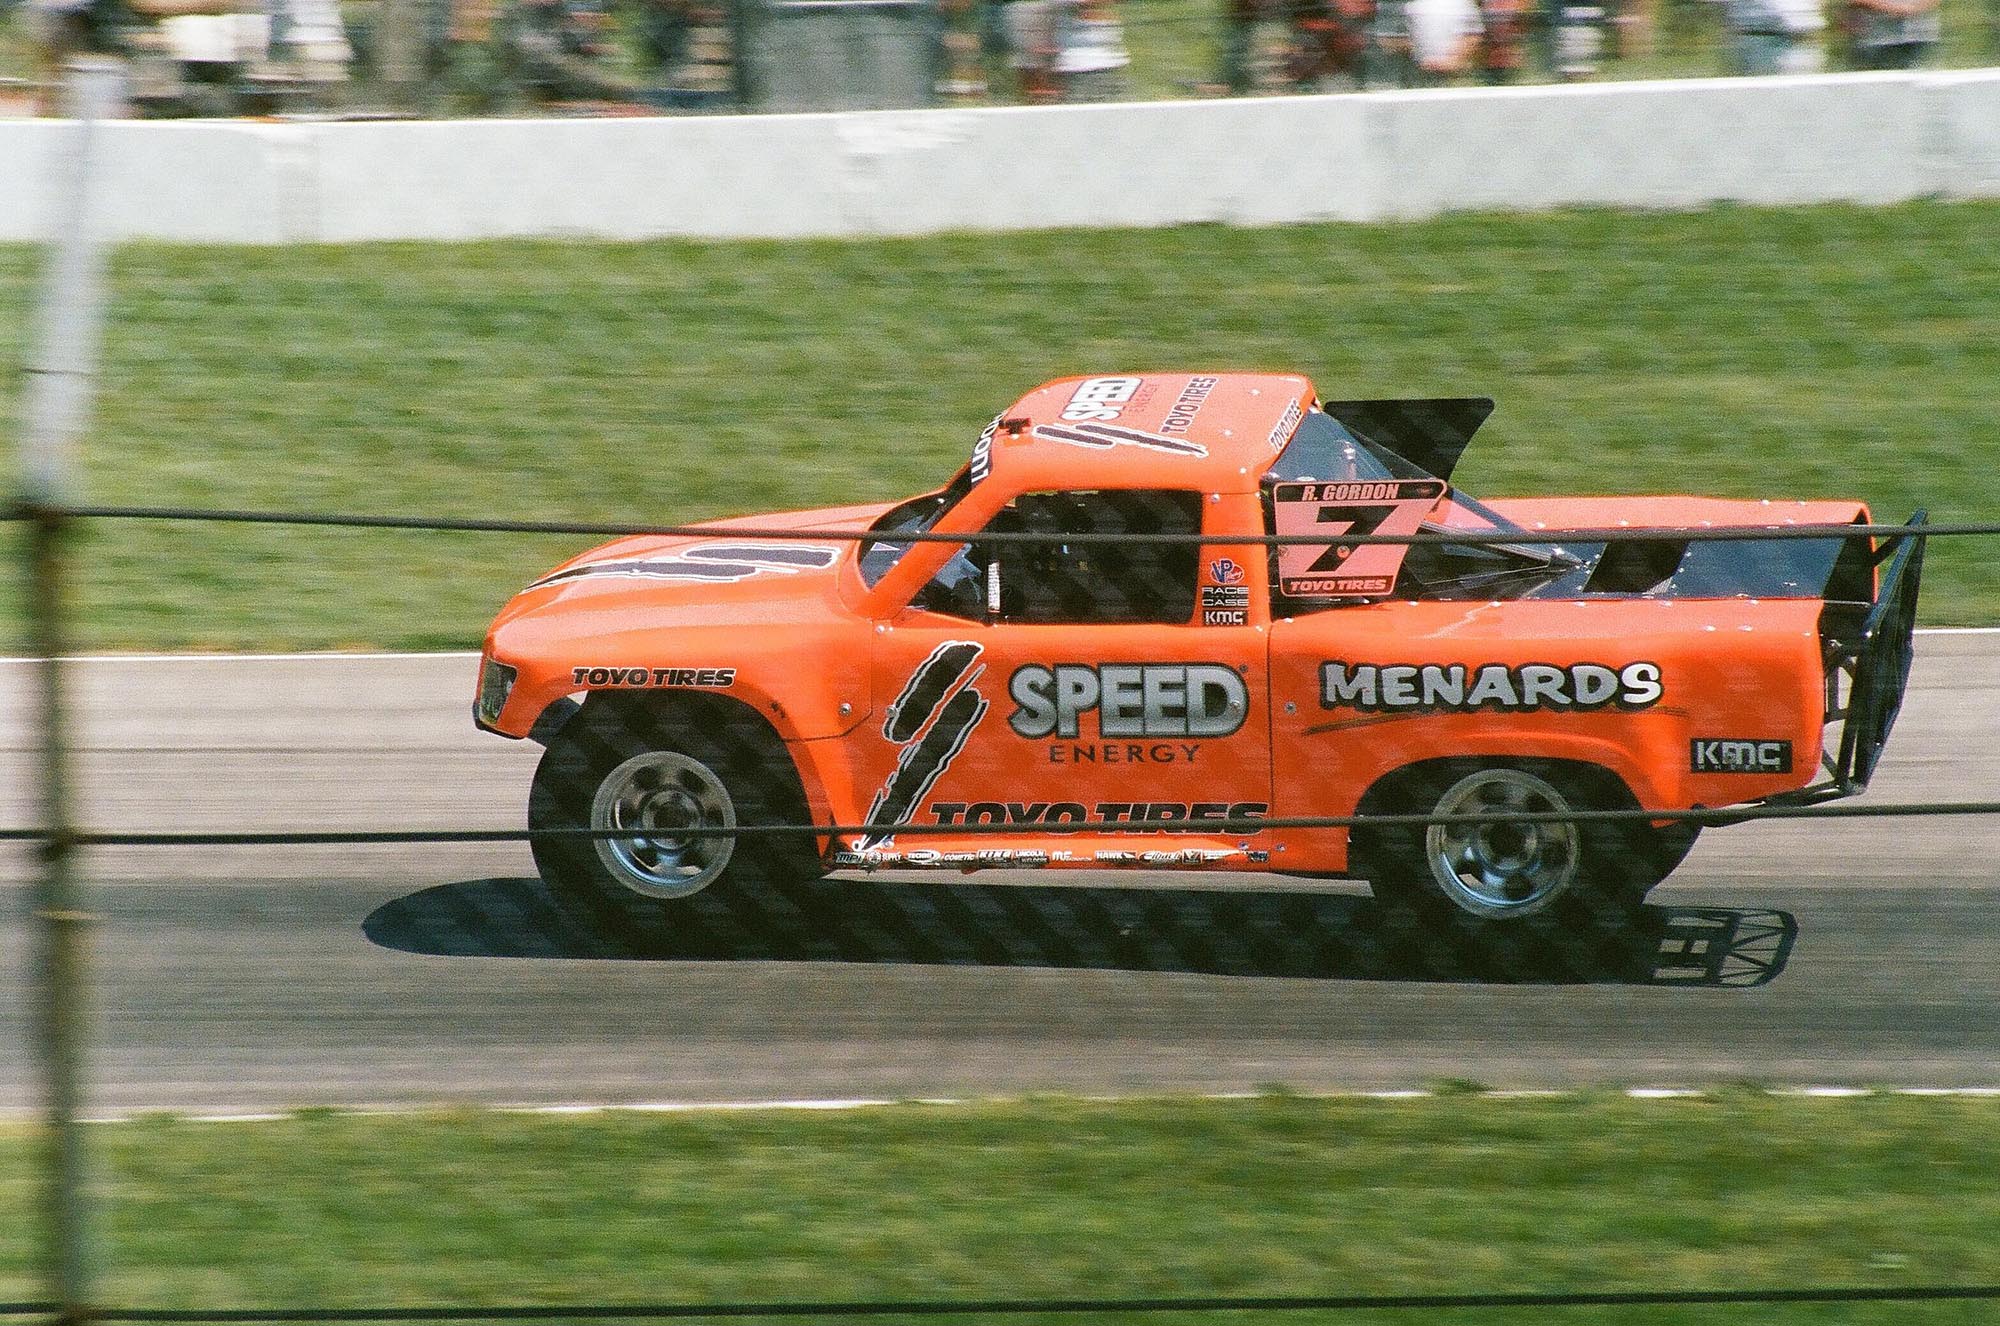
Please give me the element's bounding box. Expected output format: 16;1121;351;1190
0;199;1997;649
0;1094;1994;1319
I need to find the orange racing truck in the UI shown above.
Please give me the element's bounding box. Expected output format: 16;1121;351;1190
476;373;1925;928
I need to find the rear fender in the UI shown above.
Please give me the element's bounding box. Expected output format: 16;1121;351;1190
1360;734;1673;818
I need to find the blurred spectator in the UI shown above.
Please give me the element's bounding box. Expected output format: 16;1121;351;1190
998;0;1124;101
631;0;735;107
500;0;637;103
1544;0;1605;76
1215;0;1271;94
435;0;508;108
938;0;987;97
1475;0;1528;78
1287;0;1372;90
1214;0;1248;92
1721;0;1822;73
1054;0;1127;99
1001;0;1058;99
1360;0;1416;84
1842;0;1936;67
260;0;351;89
24;0;241;112
1404;0;1482;79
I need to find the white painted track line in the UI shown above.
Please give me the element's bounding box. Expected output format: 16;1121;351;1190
41;1087;2000;1125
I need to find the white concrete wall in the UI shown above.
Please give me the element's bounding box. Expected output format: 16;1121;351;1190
1;68;1995;243
1934;70;2000;199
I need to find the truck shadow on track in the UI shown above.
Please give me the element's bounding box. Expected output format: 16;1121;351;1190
365;875;1796;988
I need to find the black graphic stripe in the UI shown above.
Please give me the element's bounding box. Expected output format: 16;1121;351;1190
1032;424;1116;449
886;641;982;743
1068;422;1210;456
1031;423;1209;458
529;542;838;589
863;687;988;848
679;544;839;569
532;559;760;587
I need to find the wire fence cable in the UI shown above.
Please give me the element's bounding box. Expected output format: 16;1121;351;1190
1;1283;1999;1321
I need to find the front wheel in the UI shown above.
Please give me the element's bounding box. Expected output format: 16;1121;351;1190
528;698;821;903
1360;762;1678;929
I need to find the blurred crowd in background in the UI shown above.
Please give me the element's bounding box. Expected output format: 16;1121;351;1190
0;0;1993;117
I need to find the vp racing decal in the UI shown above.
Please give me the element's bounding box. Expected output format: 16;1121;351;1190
533;543;839;588
862;641;989;849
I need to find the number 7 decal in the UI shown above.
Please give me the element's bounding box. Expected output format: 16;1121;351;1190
1273;480;1446;599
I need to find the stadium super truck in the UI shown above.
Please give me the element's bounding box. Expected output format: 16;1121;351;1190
475;372;1925;927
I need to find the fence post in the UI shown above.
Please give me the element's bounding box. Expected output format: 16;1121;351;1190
19;59;119;1326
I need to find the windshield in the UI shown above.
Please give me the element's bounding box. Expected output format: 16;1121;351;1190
858;466;976;587
1268;405;1529;531
1268;409;1430;484
1264;405;1574;603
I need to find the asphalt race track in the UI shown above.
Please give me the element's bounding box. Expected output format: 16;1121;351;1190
0;636;1995;1113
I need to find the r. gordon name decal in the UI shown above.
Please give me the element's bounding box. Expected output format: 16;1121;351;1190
1320;661;1663;713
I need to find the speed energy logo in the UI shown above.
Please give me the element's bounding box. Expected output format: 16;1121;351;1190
863;642;988;848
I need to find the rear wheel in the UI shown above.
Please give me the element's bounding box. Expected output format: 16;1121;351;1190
528;697;821;902
1359;761;1682;929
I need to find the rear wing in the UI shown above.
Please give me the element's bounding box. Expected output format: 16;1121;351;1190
1320;398;1495;481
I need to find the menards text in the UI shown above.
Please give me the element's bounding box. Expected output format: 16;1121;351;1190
1320;660;1662;712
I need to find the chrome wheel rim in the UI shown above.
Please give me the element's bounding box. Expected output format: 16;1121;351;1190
1424;768;1579;919
589;751;736;899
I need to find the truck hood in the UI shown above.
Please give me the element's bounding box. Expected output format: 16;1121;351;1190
489;500;894;633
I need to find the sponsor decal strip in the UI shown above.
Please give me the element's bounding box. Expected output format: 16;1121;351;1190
570;666;735;688
1159;376;1219;435
1267;398;1303;449
930;800;1268;827
968;414;1003;484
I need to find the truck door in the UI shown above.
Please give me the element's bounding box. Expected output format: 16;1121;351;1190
858;487;1271;862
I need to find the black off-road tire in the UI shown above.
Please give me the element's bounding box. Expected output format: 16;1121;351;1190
1354;759;1685;932
528;694;823;904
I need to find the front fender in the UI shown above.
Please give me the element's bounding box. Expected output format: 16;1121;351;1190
482;618;873;746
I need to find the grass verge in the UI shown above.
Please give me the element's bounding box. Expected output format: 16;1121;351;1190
0;200;1996;648
0;1094;1995;1320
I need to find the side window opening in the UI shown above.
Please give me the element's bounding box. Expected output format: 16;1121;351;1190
913;489;1203;625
